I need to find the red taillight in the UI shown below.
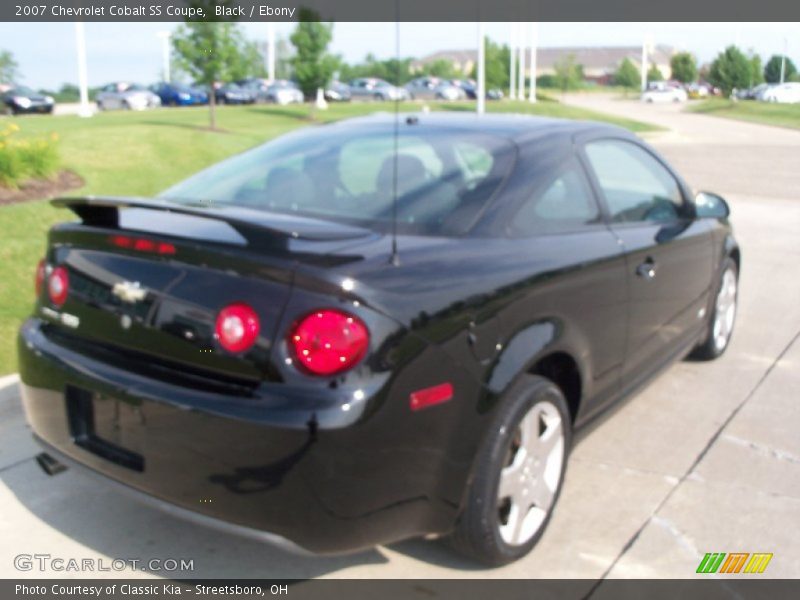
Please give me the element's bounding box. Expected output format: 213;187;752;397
410;383;454;411
290;309;369;376
109;235;176;255
48;266;69;307
215;303;260;353
35;259;46;296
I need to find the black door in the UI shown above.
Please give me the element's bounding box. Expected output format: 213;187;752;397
580;138;713;387
499;155;628;412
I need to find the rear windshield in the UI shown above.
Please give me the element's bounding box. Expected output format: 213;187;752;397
161;124;515;236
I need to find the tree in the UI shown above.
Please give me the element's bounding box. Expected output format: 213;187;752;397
670;52;697;83
426;59;459;79
172;3;258;130
708;46;752;96
614;58;640;91
468;38;510;90
764;54;797;84
747;52;764;86
290;10;337;99
0;50;19;84
553;54;583;93
647;65;664;82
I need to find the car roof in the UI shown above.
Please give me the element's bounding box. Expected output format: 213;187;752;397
328;111;629;141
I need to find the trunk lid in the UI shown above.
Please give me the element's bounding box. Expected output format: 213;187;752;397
40;197;376;391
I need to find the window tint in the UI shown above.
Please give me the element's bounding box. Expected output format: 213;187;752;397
585;140;684;223
161;127;514;236
511;161;599;235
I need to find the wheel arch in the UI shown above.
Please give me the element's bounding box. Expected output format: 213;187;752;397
484;321;587;424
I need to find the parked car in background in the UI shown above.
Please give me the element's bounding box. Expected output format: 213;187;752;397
150;82;208;107
760;82;800;104
324;81;352;102
405;77;467;101
96;83;161;111
1;85;54;115
641;84;688;103
21;113;739;566
449;79;504;100
686;83;711;99
264;80;304;105
215;83;255;105
348;78;410;101
235;78;271;103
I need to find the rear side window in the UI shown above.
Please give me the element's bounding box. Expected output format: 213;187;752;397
510;160;599;235
584;139;684;223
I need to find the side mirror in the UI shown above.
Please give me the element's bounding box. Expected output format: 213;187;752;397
694;191;730;219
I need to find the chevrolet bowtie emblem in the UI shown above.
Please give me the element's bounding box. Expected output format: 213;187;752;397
112;281;147;303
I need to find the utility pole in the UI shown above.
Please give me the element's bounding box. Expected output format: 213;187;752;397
528;22;538;103
509;22;517;100
75;22;91;118
156;31;171;83
477;21;485;114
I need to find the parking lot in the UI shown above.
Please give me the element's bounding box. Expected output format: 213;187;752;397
0;95;798;581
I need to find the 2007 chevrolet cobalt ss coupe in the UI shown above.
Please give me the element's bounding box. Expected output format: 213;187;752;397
19;114;739;565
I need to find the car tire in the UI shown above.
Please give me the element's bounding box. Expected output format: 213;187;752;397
373;93;385;102
122;100;131;110
691;257;738;361
2;104;13;116
447;374;571;566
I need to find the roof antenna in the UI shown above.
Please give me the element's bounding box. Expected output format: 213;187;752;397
389;9;400;266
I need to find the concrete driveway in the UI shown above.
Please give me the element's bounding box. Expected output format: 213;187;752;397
1;96;798;581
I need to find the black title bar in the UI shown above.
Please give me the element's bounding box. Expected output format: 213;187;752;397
4;0;800;22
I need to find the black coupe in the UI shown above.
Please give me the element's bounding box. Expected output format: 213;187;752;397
19;113;739;565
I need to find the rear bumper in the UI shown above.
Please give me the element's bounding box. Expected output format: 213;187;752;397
18;318;466;554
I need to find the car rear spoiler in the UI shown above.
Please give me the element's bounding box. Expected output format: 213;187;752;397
52;196;372;249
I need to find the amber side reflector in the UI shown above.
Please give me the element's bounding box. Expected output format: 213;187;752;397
410;383;454;412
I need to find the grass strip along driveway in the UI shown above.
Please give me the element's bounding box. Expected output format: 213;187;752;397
0;99;659;375
687;98;800;130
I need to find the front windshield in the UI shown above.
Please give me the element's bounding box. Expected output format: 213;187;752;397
161;124;515;236
12;86;36;96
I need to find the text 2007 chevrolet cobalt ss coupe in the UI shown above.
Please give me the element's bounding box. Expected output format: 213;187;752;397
19;114;739;565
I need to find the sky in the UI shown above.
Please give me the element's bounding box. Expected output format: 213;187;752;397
0;21;797;89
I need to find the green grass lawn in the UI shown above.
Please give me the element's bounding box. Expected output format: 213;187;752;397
0;99;658;375
687;98;800;130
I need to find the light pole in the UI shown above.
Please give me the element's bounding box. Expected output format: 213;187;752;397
509;23;517;101
518;22;526;101
74;22;91;118
477;21;485;115
528;22;538;103
641;34;654;92
267;23;276;82
156;31;171;83
780;37;788;84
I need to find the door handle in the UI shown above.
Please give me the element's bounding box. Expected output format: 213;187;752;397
636;257;657;280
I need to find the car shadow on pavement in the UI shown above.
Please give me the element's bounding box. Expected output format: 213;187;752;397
1;454;491;577
1;459;391;578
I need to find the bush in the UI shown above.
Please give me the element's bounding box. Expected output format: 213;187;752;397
0;124;59;188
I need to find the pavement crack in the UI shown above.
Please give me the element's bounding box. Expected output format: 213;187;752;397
581;327;800;600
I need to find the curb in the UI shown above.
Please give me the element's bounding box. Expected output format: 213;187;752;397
0;373;20;404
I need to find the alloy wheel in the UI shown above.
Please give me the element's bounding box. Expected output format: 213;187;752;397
713;267;737;352
497;400;565;546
